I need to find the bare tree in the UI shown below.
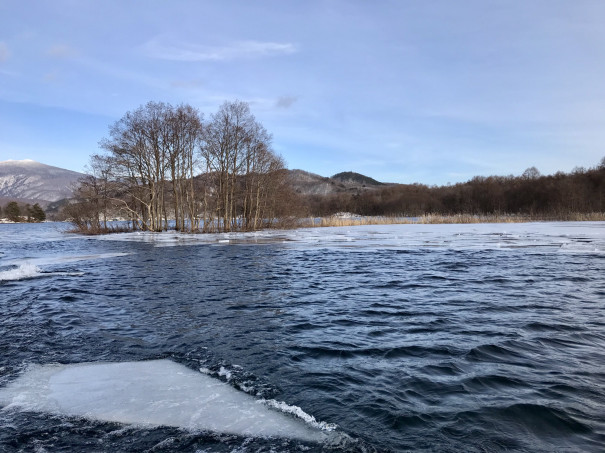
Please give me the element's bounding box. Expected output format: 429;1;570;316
99;102;173;231
165;104;203;231
201;100;254;231
200;100;287;232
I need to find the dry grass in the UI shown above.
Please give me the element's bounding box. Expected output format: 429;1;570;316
416;214;525;224
302;212;605;228
317;216;407;227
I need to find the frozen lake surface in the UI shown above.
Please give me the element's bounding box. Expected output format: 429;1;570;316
1;222;604;452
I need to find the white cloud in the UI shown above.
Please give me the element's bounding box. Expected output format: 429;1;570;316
0;42;10;62
142;37;298;61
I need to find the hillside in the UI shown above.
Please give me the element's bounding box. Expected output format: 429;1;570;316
0;159;83;204
287;169;386;195
0;159;387;204
331;171;383;187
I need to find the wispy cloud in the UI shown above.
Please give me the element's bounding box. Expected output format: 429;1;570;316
43;71;59;82
170;78;205;89
275;96;298;109
0;69;18;77
142;37;298;61
46;44;78;59
0;42;10;62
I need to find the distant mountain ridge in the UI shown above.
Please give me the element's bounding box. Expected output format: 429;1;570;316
0;159;83;204
0;159;386;204
331;171;384;187
287;169;386;195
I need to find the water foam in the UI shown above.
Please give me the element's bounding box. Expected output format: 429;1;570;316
0;263;42;281
262;399;338;431
0;263;84;282
0;359;328;442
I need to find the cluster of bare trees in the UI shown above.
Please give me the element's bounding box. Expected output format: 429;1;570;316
66;100;294;233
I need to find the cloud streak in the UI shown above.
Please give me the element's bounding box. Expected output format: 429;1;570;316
142;38;298;61
46;44;78;59
275;96;298;109
0;42;10;62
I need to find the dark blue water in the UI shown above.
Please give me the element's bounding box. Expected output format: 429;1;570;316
1;222;604;452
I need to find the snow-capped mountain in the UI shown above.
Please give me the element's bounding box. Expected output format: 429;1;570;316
0;159;83;203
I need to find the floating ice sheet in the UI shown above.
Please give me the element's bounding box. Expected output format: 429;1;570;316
94;222;605;253
0;359;328;442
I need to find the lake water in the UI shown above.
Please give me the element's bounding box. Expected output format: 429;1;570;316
1;222;604;452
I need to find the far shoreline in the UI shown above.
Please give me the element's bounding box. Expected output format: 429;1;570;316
24;212;604;236
3;212;604;235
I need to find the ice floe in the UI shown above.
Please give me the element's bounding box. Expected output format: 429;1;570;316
91;222;605;253
0;359;329;442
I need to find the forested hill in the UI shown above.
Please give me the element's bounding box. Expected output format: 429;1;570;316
305;161;605;217
331;172;384;187
287;169;386;195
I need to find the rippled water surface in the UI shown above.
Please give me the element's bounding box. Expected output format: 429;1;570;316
1;222;604;452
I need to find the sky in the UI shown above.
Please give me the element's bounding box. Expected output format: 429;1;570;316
1;0;604;185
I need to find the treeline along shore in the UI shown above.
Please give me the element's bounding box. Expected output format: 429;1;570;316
65;100;605;234
307;164;605;220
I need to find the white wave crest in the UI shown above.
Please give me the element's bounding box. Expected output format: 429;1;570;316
218;366;232;380
0;263;84;282
262;399;338;432
0;263;43;281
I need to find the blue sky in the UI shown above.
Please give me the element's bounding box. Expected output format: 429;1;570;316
1;1;604;184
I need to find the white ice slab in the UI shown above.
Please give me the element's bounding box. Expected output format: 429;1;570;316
0;359;328;442
93;222;605;253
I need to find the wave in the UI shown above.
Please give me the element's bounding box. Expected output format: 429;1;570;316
294;344;461;360
478;403;592;436
262;399;338;431
466;343;535;366
5;252;130;267
0;263;84;282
